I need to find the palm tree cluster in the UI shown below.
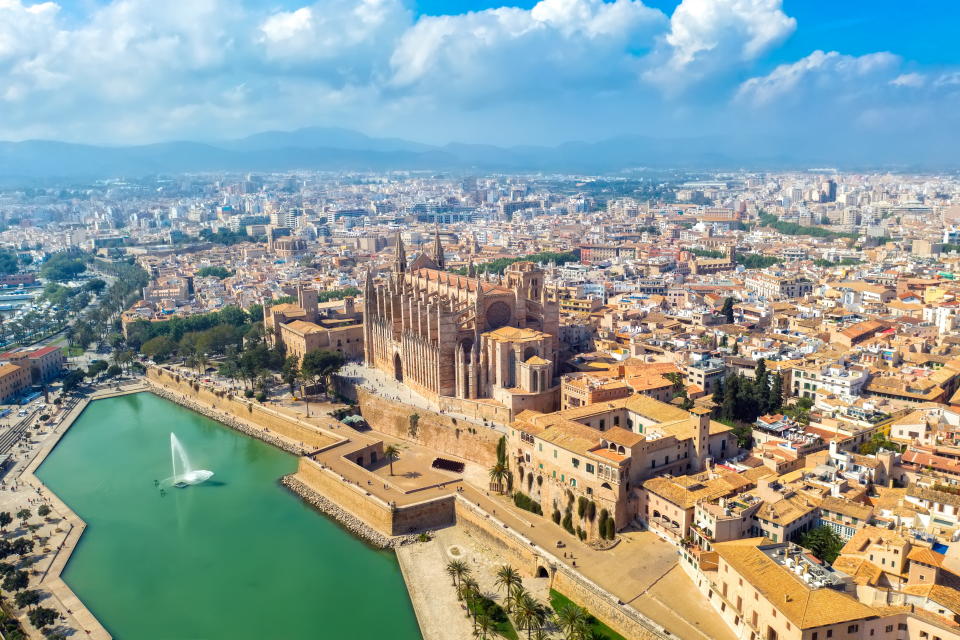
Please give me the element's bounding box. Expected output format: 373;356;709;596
447;561;560;640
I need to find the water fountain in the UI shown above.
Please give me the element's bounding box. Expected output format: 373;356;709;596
169;433;214;488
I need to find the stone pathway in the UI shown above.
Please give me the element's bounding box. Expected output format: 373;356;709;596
0;387;123;639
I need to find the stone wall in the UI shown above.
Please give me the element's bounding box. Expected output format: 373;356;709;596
454;499;544;577
294;457;456;537
551;570;664;640
437;395;513;424
357;388;500;467
147;367;337;450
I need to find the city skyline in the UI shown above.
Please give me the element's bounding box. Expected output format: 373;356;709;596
0;0;957;158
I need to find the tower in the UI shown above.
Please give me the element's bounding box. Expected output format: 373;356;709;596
691;407;712;471
394;231;407;273
433;227;445;270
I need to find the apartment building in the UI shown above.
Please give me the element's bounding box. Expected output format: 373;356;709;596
0;363;31;403
745;273;814;300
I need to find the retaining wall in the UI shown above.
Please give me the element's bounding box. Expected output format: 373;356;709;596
294;457;456;537
146;367;336;450
357;388;499;467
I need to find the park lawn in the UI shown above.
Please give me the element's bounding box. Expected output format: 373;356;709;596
549;589;627;640
65;346;85;357
468;594;519;640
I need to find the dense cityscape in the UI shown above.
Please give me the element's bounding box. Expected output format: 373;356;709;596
0;168;955;639
0;0;957;637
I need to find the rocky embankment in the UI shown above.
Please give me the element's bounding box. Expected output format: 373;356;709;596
147;385;307;456
282;476;420;549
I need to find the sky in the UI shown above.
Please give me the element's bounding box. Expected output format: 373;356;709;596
1;0;958;154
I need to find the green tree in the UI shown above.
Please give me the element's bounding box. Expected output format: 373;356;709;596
0;512;11;531
488;463;509;494
12;538;34;558
82;278;107;294
721;297;735;324
2;570;28;592
494;565;523;612
14;589;40;610
755;359;769;415
383;445;400;476
15;509;30;526
769;373;784;413
446;560;470;590
40;254;87;282
798;526;844;564
195;266;233;279
86;360;108;379
281;356;300;393
37;505;51;520
514;590;548;640
555;603;589;640
300;349;345;396
141;336;177;362
0;250;19;275
61;369;86;392
27;606;57;631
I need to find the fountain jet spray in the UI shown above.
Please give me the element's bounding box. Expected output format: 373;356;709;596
169;433;214;487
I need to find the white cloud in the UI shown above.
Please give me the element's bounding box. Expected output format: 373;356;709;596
259;0;410;73
890;72;925;88
735;50;899;106
644;0;796;90
388;0;666;100
0;0;955;151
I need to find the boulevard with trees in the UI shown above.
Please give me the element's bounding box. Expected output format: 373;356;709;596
0;508;73;639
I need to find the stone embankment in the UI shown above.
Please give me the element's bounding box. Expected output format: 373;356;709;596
281;475;421;549
147;385;307;456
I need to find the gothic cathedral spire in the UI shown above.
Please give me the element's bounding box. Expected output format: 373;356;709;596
394;231;407;273
433;227;445;270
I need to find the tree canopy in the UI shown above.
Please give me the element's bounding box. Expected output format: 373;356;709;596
40;253;87;281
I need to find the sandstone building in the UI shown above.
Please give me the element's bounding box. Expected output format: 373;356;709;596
363;232;561;415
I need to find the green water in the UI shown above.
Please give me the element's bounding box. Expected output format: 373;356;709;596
37;392;422;640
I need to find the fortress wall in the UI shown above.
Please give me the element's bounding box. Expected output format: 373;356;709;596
146;367;337;450
357;388;499;467
295;457;455;537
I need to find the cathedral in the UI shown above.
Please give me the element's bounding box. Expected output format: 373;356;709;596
363;231;561;416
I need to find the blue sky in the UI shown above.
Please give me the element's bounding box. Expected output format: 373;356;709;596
2;0;958;155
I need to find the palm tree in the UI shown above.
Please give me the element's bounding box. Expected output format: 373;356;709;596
446;559;470;589
473;612;494;640
383;445;400;476
460;577;481;629
514;591;548;640
555;603;589;640
494;565;522;612
488;462;509;494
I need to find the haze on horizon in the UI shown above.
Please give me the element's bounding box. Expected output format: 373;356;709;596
0;0;958;159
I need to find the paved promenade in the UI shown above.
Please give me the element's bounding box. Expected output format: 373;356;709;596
0;384;149;639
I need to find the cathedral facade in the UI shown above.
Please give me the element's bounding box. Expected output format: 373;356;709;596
363;232;560;415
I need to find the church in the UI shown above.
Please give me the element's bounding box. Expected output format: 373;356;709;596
363;231;561;417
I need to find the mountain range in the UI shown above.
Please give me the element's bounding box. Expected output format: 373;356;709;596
0;126;950;181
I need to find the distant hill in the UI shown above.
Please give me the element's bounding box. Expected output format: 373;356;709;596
0;127;952;180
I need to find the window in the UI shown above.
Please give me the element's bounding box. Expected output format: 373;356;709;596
599;419;605;430
572;458;580;468
847;625;858;633
826;630;832;638
585;463;595;474
884;626;893;633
